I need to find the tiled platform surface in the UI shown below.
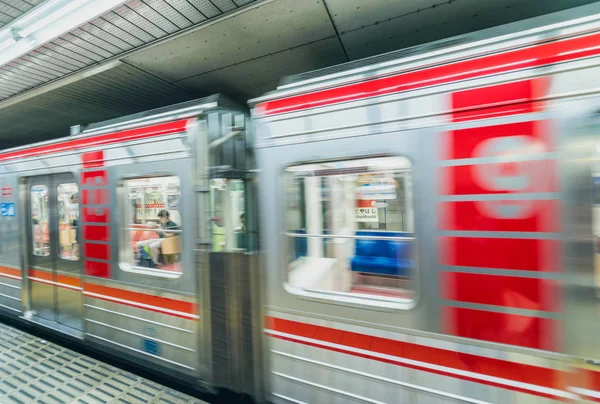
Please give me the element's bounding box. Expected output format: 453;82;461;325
0;322;206;404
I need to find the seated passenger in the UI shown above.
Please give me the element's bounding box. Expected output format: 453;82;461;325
136;210;178;268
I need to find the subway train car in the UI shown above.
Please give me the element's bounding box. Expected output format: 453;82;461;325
251;4;600;403
3;3;600;403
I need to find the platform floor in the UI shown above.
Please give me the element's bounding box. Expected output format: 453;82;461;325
0;322;206;404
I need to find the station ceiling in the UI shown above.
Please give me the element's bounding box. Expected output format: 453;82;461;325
0;0;597;148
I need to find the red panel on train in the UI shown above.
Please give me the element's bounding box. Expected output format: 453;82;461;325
81;170;108;186
83;208;109;223
439;160;558;195
82;189;110;205
84;225;110;242
439;236;561;272
443;306;557;350
84;260;110;278
442;121;553;160
438;200;560;232
84;243;110;261
441;272;558;312
82;151;104;168
450;79;549;122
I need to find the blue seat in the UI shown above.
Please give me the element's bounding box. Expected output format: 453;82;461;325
292;229;329;259
293;229;308;259
350;231;412;276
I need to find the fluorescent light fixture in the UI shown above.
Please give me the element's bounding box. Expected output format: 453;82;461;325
20;0;89;37
0;0;128;69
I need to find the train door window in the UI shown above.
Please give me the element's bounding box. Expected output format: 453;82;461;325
31;185;50;256
210;178;246;252
57;183;79;261
283;156;415;306
119;176;183;277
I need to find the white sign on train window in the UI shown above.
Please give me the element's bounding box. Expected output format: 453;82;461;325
355;207;378;222
356;178;397;200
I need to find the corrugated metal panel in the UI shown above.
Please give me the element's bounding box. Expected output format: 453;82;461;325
0;0;43;30
0;0;257;102
0;63;193;147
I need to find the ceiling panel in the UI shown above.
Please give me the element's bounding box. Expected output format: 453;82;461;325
125;0;336;82
177;36;346;100
326;0;600;60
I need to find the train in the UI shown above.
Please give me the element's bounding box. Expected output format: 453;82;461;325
3;3;600;403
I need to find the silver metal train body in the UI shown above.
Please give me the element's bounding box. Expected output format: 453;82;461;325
3;4;600;403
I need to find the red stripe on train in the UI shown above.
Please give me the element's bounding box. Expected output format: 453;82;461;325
84;283;197;319
265;316;564;399
28;269;82;289
0;119;188;162
8;268;196;319
0;266;20;279
257;32;600;116
439;236;561;272
441;271;559;312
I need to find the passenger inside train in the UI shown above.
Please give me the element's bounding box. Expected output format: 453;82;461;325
284;156;415;302
121;176;183;274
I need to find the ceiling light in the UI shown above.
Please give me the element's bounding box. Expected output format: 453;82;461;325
20;0;88;37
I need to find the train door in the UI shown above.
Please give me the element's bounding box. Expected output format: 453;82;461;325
26;173;81;334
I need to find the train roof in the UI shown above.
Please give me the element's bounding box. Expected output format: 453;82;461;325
249;2;600;106
0;94;239;157
82;93;244;136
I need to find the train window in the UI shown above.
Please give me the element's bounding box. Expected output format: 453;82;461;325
283;156;416;306
57;183;79;261
210;178;246;251
119;176;183;278
31;185;50;256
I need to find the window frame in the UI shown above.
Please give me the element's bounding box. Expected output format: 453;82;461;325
117;174;183;279
281;155;419;311
56;182;80;262
30;184;50;257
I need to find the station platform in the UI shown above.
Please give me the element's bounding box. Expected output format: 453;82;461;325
0;322;206;404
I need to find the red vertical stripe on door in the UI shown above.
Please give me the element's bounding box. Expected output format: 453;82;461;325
84;226;109;242
441;272;558;312
83;208;109;223
439;237;561;272
83;243;110;260
84;261;110;278
81;170;108;186
82;189;110;205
